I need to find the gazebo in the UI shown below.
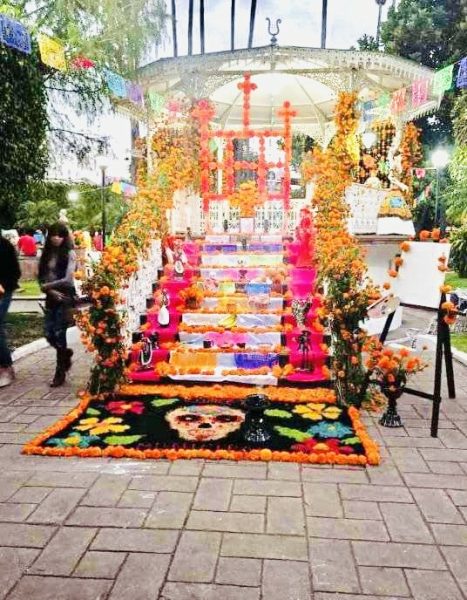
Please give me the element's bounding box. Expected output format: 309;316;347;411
125;45;437;234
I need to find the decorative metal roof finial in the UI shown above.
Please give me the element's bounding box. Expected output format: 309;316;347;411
266;18;281;46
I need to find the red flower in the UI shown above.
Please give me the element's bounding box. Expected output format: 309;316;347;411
107;401;145;415
291;437;353;455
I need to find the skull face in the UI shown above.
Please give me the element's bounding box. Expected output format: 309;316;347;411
166;405;245;442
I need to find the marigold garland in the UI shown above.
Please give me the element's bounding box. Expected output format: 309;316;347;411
22;387;379;465
303;92;380;406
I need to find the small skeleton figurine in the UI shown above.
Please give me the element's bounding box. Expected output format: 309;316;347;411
139;333;159;369
297;329;313;371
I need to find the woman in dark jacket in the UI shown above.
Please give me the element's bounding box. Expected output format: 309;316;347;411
38;223;76;387
0;235;21;387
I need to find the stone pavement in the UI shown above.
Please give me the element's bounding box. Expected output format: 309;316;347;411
0;336;467;599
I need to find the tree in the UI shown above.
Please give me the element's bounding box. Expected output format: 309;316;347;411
445;92;467;225
354;34;380;51
0;0;167;227
380;0;467;148
0;41;48;228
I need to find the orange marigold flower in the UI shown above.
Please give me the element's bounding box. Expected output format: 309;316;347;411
399;241;411;252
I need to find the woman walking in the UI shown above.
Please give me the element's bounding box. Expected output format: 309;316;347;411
38;223;76;387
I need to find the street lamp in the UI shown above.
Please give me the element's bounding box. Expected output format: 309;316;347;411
67;190;79;202
96;155;110;248
431;148;450;226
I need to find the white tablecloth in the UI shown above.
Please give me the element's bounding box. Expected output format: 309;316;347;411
179;332;282;347
182;313;281;327
201;253;283;267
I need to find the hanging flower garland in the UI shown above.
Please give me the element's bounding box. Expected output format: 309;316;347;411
228;180;264;218
302;92;381;406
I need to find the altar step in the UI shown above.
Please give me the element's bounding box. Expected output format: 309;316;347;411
127;235;327;387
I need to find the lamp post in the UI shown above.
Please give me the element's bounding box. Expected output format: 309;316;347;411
67;190;79;202
431;148;449;226
96;155;109;248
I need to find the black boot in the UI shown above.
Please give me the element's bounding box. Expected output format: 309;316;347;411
50;349;66;387
63;348;73;372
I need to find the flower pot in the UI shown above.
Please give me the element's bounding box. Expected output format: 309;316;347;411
379;386;404;428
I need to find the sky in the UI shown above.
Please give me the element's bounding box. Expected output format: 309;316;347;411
155;0;395;59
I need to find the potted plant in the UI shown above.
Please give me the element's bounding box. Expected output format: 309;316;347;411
365;342;427;427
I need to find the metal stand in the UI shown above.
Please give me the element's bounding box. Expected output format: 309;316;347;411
402;294;456;437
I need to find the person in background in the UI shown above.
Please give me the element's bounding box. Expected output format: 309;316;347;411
0;234;21;387
38;223;76;387
18;228;37;257
34;228;45;247
93;230;103;252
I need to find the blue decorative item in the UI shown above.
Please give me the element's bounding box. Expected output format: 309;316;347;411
389;196;404;208
235;353;278;369
246;282;271;295
103;68;127;98
456;57;467;89
0;14;31;54
307;421;354;439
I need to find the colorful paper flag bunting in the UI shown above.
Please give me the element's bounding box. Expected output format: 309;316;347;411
411;79;429;108
71;55;95;69
432;64;454;96
127;82;143;105
391;88;406;113
0;13;31;54
38;33;66;71
148;89;165;113
415;168;426;179
103;68;127;98
456;57;467;89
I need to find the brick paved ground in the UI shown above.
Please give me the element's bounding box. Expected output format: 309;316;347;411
1;334;467;599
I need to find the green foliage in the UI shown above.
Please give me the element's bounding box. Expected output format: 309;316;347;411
381;0;467;148
68;190;129;232
33;0;167;75
0;0;168;227
292;133;314;167
354;34;380;51
445;93;467;225
381;0;467;69
18;200;62;229
453;92;467;146
412;198;436;231
445;272;467;288
0;42;48;228
449;224;467;277
451;333;467;353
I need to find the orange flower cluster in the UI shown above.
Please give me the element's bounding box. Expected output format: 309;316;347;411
303;91;379;405
400;123;422;206
121;383;337;404
179;285;204;309
228;181;264;218
365;341;427;391
441;300;458;326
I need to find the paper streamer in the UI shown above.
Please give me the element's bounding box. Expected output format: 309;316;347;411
0;14;31;54
38;34;66;71
411;79;429;108
432;64;454;97
456;57;467;89
148;89;165;113
103;68;127;98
